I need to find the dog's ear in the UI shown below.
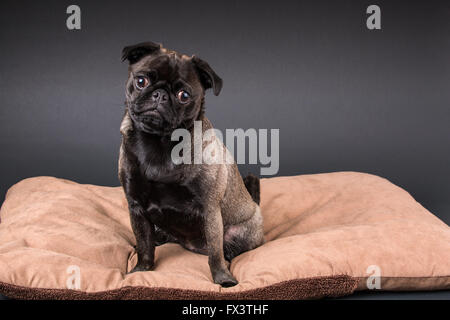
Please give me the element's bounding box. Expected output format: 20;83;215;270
192;56;223;96
122;41;161;64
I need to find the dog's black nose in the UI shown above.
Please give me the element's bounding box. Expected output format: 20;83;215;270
151;89;169;104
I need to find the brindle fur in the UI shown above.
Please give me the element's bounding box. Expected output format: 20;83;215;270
119;42;264;287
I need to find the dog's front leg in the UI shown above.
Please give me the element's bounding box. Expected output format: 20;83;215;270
128;200;155;273
205;207;238;287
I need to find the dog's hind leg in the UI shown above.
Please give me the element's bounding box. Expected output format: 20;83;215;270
223;207;265;261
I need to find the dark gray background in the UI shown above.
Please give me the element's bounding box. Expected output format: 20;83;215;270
0;0;449;299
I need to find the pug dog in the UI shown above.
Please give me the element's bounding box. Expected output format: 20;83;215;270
119;41;265;287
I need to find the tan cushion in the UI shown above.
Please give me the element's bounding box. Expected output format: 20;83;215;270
0;172;449;299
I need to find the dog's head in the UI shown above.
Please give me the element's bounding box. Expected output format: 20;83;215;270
122;41;222;136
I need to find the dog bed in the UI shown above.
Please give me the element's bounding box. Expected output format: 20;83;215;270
0;172;449;299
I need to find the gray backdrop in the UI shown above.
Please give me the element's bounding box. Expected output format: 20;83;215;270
0;0;449;227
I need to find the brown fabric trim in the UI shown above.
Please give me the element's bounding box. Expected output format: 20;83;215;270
355;276;450;291
0;275;357;300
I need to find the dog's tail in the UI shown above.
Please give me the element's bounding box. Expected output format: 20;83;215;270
243;174;260;205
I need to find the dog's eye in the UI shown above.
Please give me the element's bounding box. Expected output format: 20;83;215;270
135;76;150;89
177;90;191;104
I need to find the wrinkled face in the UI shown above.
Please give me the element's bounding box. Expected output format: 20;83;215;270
122;42;222;136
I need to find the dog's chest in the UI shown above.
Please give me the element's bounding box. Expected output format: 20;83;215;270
143;180;205;239
130;133;205;239
139;148;180;181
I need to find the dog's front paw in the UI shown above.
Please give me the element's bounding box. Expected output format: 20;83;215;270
213;270;238;287
129;261;154;273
